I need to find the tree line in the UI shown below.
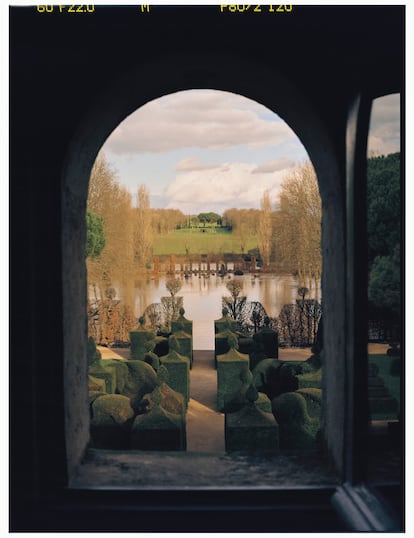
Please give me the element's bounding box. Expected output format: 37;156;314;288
86;152;399;345
86;155;323;300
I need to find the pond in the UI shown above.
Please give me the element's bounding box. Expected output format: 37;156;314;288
114;273;321;349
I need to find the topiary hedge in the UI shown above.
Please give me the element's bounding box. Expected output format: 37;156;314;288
272;392;320;449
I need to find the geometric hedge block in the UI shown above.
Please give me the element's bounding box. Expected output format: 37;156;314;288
217;347;249;412
160;350;190;406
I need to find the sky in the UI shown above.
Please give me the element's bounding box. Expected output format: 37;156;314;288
101;89;400;215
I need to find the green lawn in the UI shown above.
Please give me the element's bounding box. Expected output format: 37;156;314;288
153;228;258;256
369;354;401;420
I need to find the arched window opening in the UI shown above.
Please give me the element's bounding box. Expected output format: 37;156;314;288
61;55;346;487
85;90;326;467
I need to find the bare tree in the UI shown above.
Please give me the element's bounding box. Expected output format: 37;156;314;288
222;279;248;327
273;162;322;289
86;153;136;343
165;278;182;298
277;299;322;347
144;303;163;330
162;278;183;329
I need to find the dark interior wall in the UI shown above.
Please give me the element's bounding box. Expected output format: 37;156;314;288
10;4;404;528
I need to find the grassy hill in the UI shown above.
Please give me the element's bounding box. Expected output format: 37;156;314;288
153;227;258;256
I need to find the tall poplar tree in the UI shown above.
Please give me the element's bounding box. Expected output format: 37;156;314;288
273;162;322;289
134;185;153;268
258;190;272;269
86;153;136;344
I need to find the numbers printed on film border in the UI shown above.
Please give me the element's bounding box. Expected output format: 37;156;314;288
36;5;153;14
219;5;293;13
36;5;95;13
36;5;292;15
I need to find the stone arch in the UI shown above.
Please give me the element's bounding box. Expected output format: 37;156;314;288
62;51;345;478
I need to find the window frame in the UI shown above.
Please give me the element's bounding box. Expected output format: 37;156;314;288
331;91;403;531
9;4;404;532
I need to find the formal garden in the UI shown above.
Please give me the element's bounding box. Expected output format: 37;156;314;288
85;152;400;456
87;276;399;453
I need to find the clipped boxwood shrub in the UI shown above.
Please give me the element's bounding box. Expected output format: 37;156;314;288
88;374;106;393
252;359;298;400
104;359;129;394
160;336;190;405
296;388;322;418
120;359;158;412
252;358;283;390
90;394;135;449
297;368;322;389
131;389;186;451
272;392;320;449
217;338;250;412
87;336;102;366
88;360;116;393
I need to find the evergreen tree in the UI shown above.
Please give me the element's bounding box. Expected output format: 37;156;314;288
367;152;401;329
86;210;105;258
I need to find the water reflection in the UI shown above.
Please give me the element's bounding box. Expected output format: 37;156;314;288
115;273;321;331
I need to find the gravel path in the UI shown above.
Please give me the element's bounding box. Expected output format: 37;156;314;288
187;350;224;452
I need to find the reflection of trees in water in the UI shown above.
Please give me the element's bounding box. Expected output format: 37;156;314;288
121;278;137;313
134;278;165;315
260;276;291;318
257;276;302;319
92;273;321;345
220;277;321;344
131;274;321;320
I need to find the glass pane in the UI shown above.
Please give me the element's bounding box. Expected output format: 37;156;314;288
366;94;402;488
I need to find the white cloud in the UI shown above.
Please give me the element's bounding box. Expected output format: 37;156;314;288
105;90;294;154
367;134;400;157
163;161;293;213
367;93;400;156
175;156;218;171
252;157;296;174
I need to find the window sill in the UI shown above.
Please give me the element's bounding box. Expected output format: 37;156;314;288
71;448;339;490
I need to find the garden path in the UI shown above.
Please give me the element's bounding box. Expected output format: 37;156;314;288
187;350;224;452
